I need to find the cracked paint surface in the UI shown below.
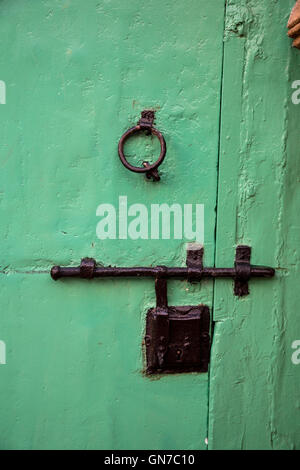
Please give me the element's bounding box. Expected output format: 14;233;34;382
209;0;300;450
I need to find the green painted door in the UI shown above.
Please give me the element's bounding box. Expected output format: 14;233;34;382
1;0;300;451
208;0;300;450
0;0;225;450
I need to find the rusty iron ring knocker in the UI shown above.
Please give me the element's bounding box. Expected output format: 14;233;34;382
118;110;166;181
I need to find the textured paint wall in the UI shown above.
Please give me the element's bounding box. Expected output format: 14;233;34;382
0;0;225;449
210;0;300;450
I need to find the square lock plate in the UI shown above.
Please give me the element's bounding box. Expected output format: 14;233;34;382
145;305;210;374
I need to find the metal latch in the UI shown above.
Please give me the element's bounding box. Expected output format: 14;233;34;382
51;245;275;297
51;245;274;374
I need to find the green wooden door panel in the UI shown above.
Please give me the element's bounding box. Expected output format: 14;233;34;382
0;273;210;449
209;0;300;450
0;0;225;449
0;0;224;269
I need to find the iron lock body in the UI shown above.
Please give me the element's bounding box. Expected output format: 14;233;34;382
145;304;210;374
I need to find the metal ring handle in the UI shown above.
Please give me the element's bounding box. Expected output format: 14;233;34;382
118;111;166;181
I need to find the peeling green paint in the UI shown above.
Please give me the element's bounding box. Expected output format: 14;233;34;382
209;0;300;450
